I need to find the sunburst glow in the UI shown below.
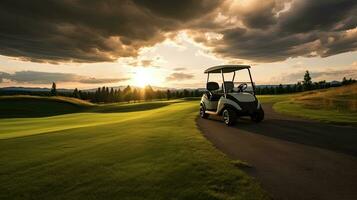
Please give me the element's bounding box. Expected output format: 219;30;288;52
132;67;162;87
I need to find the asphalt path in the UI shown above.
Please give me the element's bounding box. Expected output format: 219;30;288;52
197;103;357;200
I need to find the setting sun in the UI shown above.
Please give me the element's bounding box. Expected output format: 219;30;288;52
132;67;162;87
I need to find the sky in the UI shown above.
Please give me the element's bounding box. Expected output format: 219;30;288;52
0;0;356;89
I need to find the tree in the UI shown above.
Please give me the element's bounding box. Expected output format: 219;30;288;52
296;81;303;92
105;87;110;102
144;85;154;100
183;89;189;97
132;88;140;102
303;70;312;90
109;88;114;102
285;85;292;93
116;89;122;102
94;87;101;102
277;84;284;94
342;77;348;85
318;80;326;89
123;85;132;102
50;82;57;96
73;88;80;98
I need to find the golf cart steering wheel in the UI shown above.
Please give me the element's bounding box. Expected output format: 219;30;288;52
237;83;248;92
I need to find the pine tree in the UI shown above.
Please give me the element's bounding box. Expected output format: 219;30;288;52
117;89;122;102
166;90;171;100
50;82;57;96
144;85;154;100
95;87;101;102
342;77;347;85
109;88;114;102
105;87;110;102
296;81;303;92
132;88;139;102
277;84;284;94
73;88;80;98
303;70;312;90
123;85;132;102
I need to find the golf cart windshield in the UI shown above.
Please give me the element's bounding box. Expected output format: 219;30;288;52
205;65;256;95
224;81;255;93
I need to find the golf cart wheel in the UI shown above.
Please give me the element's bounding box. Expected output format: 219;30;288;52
200;105;209;119
251;107;264;122
223;108;237;126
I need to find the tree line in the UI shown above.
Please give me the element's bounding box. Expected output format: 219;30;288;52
255;71;356;95
70;85;203;103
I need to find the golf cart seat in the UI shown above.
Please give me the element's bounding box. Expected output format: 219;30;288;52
222;81;234;93
206;82;222;101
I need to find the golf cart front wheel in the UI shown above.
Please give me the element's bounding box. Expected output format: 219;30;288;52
251;107;264;122
200;105;208;119
223;108;237;126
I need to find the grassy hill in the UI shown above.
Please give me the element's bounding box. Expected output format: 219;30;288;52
0;97;268;199
292;83;357;112
0;95;186;118
270;84;357;124
0;95;93;118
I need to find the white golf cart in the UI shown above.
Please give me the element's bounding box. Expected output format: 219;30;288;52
200;65;264;126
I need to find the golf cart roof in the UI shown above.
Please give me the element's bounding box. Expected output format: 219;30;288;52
204;65;251;73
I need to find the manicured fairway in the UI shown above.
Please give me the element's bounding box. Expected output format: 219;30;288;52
0;98;267;200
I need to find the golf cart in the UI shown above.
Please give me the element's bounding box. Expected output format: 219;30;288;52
200;65;264;126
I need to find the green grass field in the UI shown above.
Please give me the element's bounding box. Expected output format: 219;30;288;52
0;96;268;200
258;84;357;124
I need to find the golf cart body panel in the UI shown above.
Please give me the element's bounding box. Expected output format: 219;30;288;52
200;65;264;125
228;92;256;102
201;94;219;111
217;97;241;113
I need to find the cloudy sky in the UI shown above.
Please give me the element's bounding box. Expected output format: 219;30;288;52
0;0;356;89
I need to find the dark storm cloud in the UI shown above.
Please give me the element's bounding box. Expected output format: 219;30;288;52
279;0;356;33
0;71;127;84
132;0;220;21
238;0;285;29
166;72;194;81
0;0;223;63
0;0;356;64
193;0;357;62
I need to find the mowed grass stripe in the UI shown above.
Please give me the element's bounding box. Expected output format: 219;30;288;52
0;100;178;139
0;101;268;200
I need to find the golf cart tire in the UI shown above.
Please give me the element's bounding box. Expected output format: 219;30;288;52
200;104;209;119
223;108;237;126
251;107;264;123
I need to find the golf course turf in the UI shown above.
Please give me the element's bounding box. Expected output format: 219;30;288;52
0;97;268;200
259;84;357;124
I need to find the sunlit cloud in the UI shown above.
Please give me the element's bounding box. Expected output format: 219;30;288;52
166;72;194;81
173;67;186;71
0;71;128;84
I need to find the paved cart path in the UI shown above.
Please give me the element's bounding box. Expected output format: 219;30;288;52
197;104;357;200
